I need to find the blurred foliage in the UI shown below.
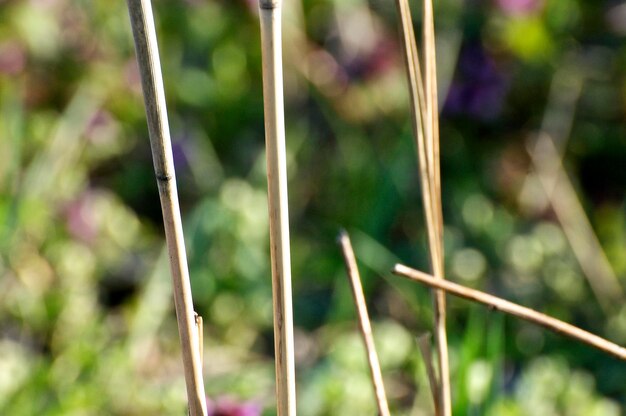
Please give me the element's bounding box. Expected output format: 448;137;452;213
1;0;626;414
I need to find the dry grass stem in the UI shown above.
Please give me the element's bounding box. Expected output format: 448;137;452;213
258;0;297;414
196;313;204;367
421;1;449;413
530;134;624;311
338;231;391;416
394;0;449;413
395;0;437;261
22;85;103;200
417;334;441;415
521;69;623;313
393;264;626;361
126;1;207;415
423;0;440;208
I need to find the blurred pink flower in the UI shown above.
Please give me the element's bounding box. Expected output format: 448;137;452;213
343;37;398;80
206;397;262;416
85;110;115;144
0;41;26;75
606;3;626;36
124;59;142;95
496;0;542;15
64;191;99;243
242;0;257;13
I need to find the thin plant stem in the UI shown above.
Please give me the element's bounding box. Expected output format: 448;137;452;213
126;1;207;415
530;134;624;312
338;230;391;416
423;0;439;205
394;1;449;413
22;84;102;200
422;1;449;413
258;1;297;415
393;264;626;361
395;0;437;264
423;0;443;251
417;334;441;416
520;67;623;313
196;313;204;367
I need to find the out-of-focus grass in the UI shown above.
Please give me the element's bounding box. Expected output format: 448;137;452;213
1;0;625;414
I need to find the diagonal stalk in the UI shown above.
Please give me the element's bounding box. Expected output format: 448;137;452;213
258;1;297;415
126;1;207;415
338;230;391;416
530;134;624;312
521;68;623;313
393;264;626;361
417;334;441;415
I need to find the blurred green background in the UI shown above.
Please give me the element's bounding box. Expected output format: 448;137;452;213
1;0;626;414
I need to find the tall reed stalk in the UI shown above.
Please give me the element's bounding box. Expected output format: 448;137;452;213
394;0;450;413
126;1;207;415
258;1;297;414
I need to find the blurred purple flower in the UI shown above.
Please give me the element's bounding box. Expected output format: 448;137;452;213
171;132;192;173
206;397;262;416
444;44;508;121
335;36;398;82
342;37;398;80
496;0;542;15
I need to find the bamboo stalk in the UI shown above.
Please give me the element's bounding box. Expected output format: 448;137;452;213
338;231;391;416
258;1;297;415
393;264;626;361
126;2;207;415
